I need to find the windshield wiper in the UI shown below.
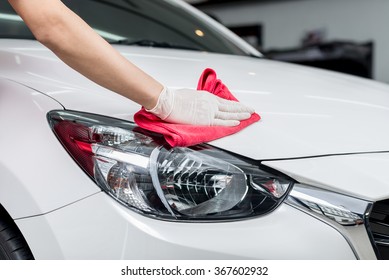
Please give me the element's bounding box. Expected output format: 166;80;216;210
110;39;201;51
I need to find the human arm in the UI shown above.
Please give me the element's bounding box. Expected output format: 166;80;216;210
8;0;162;109
8;0;254;125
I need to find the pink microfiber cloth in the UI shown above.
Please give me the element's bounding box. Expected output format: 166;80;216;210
134;68;260;147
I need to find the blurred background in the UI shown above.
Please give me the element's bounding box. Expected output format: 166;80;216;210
184;0;389;84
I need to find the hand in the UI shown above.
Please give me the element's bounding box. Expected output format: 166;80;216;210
146;87;255;126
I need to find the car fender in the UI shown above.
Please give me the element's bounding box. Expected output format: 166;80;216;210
0;79;100;219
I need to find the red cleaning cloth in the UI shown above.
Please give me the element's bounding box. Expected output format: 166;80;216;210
134;68;260;147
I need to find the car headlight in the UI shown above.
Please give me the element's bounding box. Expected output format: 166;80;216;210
48;110;293;221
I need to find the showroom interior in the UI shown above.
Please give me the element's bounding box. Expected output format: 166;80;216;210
185;0;389;84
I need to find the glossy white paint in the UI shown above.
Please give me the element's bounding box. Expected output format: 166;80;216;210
0;79;100;218
264;152;389;201
16;193;356;259
1;0;388;260
1;40;389;161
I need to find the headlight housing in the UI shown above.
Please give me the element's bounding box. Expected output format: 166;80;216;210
48;110;294;221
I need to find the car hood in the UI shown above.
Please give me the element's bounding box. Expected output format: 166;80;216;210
2;40;389;160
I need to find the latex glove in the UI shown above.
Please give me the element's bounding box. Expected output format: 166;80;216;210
146;87;255;126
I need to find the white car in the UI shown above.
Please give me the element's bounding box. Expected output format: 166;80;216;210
1;0;389;260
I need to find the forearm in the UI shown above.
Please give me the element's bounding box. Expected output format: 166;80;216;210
8;0;162;109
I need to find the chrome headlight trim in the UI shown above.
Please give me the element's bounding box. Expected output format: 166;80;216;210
286;183;375;259
288;184;369;226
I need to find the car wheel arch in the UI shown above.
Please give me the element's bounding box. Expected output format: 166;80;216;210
0;203;34;260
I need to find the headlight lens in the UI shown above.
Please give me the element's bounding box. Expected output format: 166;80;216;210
48;110;293;221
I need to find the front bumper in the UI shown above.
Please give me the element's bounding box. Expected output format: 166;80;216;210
16;191;358;259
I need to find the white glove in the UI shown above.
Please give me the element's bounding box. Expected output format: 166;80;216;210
146;87;254;126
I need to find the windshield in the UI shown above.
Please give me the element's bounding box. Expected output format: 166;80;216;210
0;0;249;56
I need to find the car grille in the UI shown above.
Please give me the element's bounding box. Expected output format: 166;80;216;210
368;199;389;259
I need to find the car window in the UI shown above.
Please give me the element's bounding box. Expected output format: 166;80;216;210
0;3;35;39
0;0;247;56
